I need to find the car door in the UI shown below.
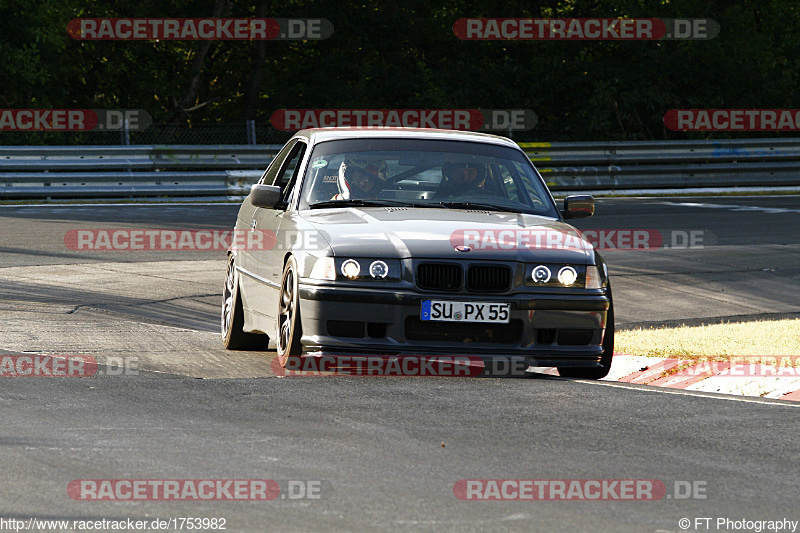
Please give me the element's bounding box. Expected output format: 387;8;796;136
237;140;297;310
247;140;308;321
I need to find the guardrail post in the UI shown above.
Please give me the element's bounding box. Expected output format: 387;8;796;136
246;120;257;145
121;119;130;145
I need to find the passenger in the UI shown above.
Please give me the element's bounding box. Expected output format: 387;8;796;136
436;158;489;197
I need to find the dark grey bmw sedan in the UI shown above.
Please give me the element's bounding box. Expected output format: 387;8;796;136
222;128;613;378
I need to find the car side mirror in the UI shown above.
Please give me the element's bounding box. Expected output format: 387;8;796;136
562;195;595;219
249;184;283;209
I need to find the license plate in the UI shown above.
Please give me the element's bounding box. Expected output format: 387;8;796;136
420;300;510;323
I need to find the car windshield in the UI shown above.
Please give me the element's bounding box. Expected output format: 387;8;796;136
299;138;558;217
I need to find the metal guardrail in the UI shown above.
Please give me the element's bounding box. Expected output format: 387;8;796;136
522;138;800;190
2;139;800;199
0;145;279;199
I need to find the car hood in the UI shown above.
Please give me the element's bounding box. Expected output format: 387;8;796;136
301;207;593;264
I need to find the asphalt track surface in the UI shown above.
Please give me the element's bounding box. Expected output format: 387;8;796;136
1;197;799;532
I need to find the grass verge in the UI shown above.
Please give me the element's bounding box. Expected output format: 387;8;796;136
615;318;800;361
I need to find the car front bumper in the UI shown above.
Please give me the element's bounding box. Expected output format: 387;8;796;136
296;282;611;368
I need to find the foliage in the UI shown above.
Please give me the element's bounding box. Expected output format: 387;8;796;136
1;0;800;142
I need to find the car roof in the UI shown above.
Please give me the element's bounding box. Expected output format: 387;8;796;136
292;128;520;148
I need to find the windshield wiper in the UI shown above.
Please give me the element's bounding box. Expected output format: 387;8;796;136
434;201;518;213
309;199;421;209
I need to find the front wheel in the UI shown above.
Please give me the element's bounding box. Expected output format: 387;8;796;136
222;254;267;350
558;291;614;380
276;256;303;367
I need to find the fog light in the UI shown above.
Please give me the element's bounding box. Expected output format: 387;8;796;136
369;260;389;278
531;265;551;284
341;259;361;279
558;266;578;286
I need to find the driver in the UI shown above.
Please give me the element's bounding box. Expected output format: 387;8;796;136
333;157;387;200
436;156;489;197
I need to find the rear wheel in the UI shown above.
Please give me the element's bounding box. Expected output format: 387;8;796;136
277;256;303;367
558;290;614;380
222;254;267;350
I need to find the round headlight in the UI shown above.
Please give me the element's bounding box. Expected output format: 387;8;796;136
369;260;389;279
531;265;551;284
341;259;361;279
558;266;578;286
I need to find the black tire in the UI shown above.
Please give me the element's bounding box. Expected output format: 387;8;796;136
222;254;267;350
277;256;303;367
558;290;615;380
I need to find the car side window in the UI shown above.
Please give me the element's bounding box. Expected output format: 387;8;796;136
496;163;519;202
272;142;307;204
259;140;297;185
510;161;546;208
